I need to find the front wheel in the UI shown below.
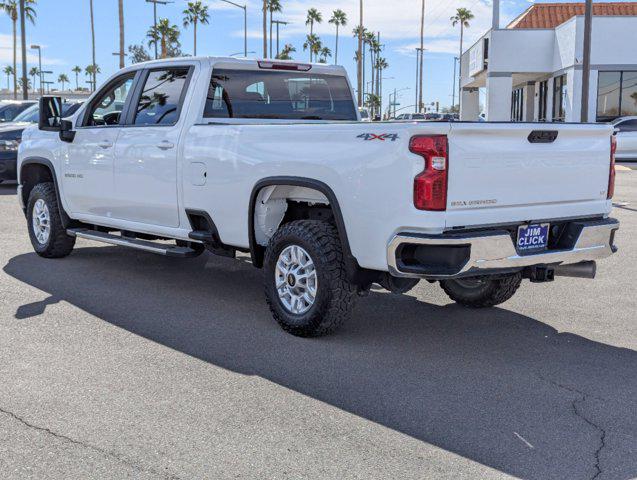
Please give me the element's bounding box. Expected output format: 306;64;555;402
263;220;357;337
440;273;522;308
26;182;75;258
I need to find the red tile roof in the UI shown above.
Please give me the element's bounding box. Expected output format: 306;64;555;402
508;2;637;29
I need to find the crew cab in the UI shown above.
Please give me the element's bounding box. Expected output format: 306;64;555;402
17;57;619;336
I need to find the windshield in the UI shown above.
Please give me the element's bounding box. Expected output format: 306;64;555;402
12;102;82;123
204;69;357;121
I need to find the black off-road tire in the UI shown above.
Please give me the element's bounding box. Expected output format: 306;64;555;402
26;182;75;258
440;273;522;308
264;220;357;337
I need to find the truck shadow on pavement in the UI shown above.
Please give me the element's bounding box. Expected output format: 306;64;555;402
0;184;17;195
4;247;637;480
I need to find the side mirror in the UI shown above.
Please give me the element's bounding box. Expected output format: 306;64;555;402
38;96;63;131
59;119;76;143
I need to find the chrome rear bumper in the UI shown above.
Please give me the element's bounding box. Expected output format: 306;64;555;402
387;218;619;279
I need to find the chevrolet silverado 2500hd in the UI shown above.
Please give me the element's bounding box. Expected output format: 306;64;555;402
17;57;619;336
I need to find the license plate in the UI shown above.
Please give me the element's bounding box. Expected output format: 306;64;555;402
517;223;549;253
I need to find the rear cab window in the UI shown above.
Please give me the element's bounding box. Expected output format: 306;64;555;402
204;68;357;121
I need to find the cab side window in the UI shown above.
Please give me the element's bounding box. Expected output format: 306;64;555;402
134;68;189;126
617;119;637;132
84;74;135;127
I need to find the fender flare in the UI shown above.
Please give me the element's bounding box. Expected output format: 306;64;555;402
20;157;70;227
248;176;362;280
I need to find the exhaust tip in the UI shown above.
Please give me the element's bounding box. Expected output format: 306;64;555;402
554;261;597;280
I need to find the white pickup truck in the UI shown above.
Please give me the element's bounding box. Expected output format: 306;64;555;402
17;57;619;336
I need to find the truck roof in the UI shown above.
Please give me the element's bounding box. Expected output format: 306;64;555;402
125;56;348;76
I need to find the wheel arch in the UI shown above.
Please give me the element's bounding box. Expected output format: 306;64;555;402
19;157;70;227
248;176;360;277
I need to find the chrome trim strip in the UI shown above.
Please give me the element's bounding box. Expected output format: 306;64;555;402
387;220;619;279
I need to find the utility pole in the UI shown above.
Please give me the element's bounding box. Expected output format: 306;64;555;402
451;56;458;110
357;0;363;107
19;0;28;99
146;0;173;60
416;47;425;112
118;0;125;68
418;0;425;113
581;0;593;122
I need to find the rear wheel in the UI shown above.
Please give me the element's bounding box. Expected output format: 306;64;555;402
26;182;75;258
440;273;522;308
264;220;357;337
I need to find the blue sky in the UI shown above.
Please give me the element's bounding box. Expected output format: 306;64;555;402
0;0;632;111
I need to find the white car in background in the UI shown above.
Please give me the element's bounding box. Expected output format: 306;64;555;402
612;117;637;161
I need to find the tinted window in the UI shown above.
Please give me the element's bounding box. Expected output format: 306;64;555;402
620;72;637;117
0;103;31;122
412;114;425;120
616;119;637;132
204;69;357;121
85;74;135;126
12;102;83;124
134;68;189;126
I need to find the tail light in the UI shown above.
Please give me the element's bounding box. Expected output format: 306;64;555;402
410;135;448;211
608;135;616;199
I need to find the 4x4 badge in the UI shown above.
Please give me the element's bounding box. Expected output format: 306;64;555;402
357;133;399;142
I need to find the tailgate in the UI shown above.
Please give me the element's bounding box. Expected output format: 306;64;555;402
445;123;613;228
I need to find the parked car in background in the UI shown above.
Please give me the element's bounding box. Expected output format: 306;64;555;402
359;108;371;122
612;117;637;161
393;113;426;121
0;101;82;183
0;100;36;123
425;113;443;121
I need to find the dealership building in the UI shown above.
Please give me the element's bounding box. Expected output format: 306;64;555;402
459;2;637;122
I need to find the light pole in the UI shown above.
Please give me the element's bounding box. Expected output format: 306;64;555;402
30;44;42;95
451;56;458;111
220;0;248;59
145;0;174;60
390;87;409;119
230;51;255;57
272;20;289;58
581;0;593;122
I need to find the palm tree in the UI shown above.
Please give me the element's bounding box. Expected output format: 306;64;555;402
305;8;322;60
262;0;267;58
318;46;331;64
451;8;474;105
183;1;209;56
28;66;38;91
89;0;96;91
267;0;282;59
3;65;14;91
117;0;125;68
328;10;346;65
85;64;100;91
0;0;36;99
57;73;69;91
364;31;378;108
147;18;181;59
72;65;82;90
303;34;320;63
276;43;295;60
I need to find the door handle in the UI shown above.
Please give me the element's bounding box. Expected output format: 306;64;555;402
156;141;175;150
97;140;113;149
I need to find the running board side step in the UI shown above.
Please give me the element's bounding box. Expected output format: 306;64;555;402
67;228;201;258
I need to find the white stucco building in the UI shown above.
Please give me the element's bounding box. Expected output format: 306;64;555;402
460;2;637;122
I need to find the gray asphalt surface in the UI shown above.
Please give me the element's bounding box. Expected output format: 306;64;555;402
0;172;635;480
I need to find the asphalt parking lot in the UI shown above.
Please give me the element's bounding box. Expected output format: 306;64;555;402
0;172;635;480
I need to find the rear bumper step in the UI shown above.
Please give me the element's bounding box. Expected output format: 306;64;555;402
67;228;201;258
387;218;619;279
